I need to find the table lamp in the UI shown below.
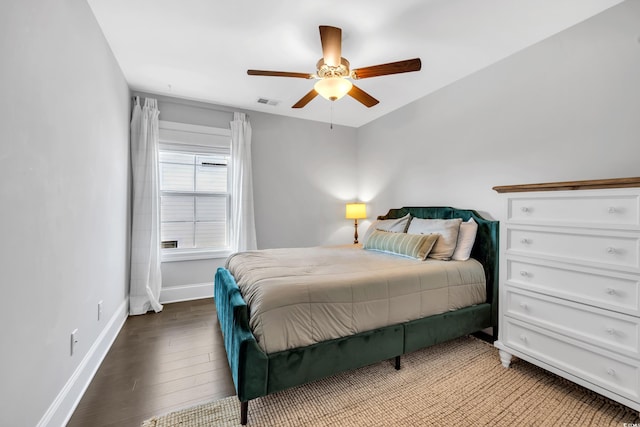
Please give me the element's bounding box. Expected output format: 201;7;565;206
345;203;367;244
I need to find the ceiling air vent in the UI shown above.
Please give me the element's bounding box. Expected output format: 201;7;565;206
256;97;279;107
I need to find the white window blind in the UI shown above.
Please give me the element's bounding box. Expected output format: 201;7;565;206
158;121;231;261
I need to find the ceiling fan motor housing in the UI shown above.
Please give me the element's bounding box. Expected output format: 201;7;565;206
316;57;350;78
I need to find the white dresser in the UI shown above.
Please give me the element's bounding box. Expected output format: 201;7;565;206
493;177;640;413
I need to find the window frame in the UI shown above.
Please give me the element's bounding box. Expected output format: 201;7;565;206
158;121;233;262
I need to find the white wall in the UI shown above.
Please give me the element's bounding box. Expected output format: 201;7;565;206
146;95;358;301
0;1;130;426
357;0;640;223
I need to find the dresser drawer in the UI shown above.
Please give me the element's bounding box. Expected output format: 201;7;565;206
508;192;640;228
504;288;640;358
503;319;640;401
507;227;640;271
507;258;640;316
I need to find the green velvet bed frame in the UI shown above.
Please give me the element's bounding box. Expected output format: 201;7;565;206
214;207;499;424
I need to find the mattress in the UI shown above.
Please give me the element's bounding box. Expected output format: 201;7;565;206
225;245;486;354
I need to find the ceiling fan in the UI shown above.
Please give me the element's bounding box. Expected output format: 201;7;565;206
247;25;421;109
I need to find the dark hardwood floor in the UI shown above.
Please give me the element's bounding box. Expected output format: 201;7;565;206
67;299;236;427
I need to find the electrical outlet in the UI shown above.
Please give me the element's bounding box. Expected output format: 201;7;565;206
98;300;103;321
70;329;78;356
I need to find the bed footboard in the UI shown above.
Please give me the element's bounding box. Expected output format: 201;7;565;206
214;268;268;402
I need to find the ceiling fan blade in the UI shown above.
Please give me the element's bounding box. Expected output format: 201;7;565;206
351;58;422;80
292;89;319;108
247;70;314;79
348;85;379;108
319;26;342;67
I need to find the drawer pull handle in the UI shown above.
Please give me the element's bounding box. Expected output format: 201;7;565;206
607;368;616;377
606;247;617;254
606;328;616;335
521;238;531;244
519;302;528;310
606;288;617;296
521;207;530;213
608;207;617;214
519;335;527;343
520;271;529;277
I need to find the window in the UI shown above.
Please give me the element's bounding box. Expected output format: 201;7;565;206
158;121;231;261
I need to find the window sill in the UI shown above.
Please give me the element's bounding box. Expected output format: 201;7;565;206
162;249;232;263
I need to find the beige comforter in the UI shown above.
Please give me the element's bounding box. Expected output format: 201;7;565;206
225;245;486;354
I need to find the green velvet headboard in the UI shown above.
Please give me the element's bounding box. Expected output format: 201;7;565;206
378;207;499;331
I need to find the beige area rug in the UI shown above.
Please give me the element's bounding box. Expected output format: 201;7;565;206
142;336;639;426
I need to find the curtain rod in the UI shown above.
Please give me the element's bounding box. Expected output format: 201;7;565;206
132;91;243;116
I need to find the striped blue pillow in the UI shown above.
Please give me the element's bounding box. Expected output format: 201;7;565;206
364;230;439;260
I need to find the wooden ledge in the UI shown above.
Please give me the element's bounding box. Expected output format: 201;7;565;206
493;177;640;193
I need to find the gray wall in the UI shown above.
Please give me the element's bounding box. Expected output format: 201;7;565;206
250;113;358;249
357;0;640;225
148;95;358;298
0;1;131;426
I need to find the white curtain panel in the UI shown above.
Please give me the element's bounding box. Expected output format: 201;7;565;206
129;97;163;315
230;112;257;252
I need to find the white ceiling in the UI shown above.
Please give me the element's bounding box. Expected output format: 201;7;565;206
87;0;623;128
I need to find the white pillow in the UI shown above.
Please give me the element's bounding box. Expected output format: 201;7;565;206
451;218;478;261
361;213;411;245
407;218;462;260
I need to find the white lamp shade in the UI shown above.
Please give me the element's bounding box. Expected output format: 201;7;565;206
314;77;353;101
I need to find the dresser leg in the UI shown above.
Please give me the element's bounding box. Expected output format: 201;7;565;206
498;350;513;368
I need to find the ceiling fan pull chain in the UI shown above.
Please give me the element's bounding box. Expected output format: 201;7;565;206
330;103;333;130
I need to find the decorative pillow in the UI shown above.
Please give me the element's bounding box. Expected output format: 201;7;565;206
452;218;478;261
361;213;412;245
364;229;439;260
407;218;463;260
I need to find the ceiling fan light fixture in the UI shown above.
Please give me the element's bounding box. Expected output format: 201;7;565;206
314;77;353;101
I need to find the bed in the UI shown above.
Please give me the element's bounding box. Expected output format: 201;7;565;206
214;207;499;424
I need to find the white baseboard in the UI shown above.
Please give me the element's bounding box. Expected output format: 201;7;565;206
37;299;128;427
160;282;213;304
